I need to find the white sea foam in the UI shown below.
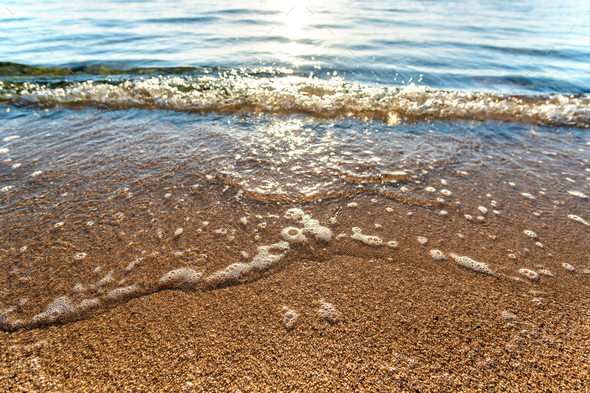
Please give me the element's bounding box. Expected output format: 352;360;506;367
351;227;383;246
32;296;74;323
450;253;493;275
567;190;587;199
207;241;290;282
4;78;589;126
568;214;590;226
282;306;298;331
518;268;539;280
318;299;341;323
159;268;202;287
105;285;138;301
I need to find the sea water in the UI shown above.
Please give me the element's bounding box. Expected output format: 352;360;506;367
0;0;588;330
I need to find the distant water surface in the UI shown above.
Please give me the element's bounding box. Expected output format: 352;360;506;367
1;0;590;93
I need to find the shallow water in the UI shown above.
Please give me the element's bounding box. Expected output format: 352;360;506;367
1;0;589;330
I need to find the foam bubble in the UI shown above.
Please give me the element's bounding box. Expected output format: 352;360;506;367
568;214;590;226
1;185;13;192
97;271;114;286
425;187;436;193
2;135;19;142
440;189;452;196
240;217;248;225
521;193;536;199
539;269;554;277
73;252;87;260
54;222;64;228
282;306;298;331
386;240;398;248
430;249;445;260
251;241;290;269
318;299;341;324
159;268;202;287
518;268;539;280
208;262;252;281
562;263;575;272
284;208;304;220
508;254;517;259
524;230;537;238
417;236;428;245
125;257;144;271
385;207;394;212
438;210;448;215
105;285;138;301
32;296;74;323
567;190;588;199
440;179;448;185
174;228;183;236
285;209;333;241
465;214;473;220
76;298;100;311
281;227;307;242
73;283;84;293
450;253;493;275
478;206;488;214
351;227;383;246
209;240;290;283
0;148;9;153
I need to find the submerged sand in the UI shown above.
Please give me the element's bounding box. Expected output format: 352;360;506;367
2;254;588;392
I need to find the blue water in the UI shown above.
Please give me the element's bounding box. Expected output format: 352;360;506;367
2;0;589;94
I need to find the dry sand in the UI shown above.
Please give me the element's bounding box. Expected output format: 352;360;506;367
2;255;589;392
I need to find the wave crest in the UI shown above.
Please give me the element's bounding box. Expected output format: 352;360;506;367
1;76;588;126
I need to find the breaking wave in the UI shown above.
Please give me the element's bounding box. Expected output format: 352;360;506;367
1;74;589;126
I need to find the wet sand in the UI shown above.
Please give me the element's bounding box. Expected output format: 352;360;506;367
2;254;589;392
